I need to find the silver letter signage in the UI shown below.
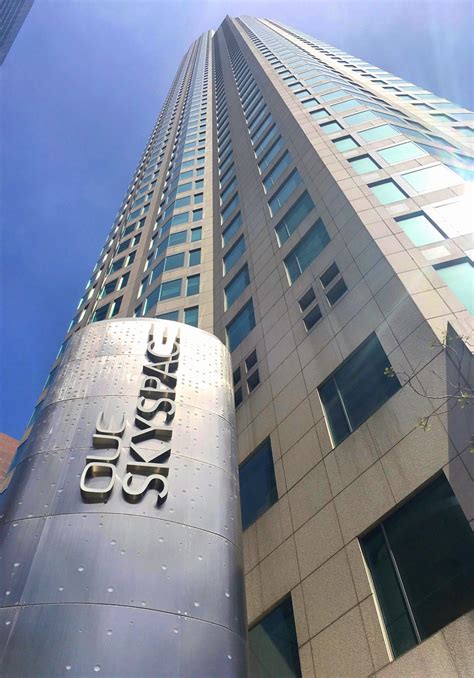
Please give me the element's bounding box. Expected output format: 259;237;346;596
80;324;180;507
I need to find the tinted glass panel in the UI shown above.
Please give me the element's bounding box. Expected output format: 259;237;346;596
349;155;380;174
362;475;474;657
378;142;426;164
239;438;277;530
226;299;256;352
333;135;359;152
360;124;398;142
402;165;460;193
275;191;315;245
269;170;302;215
284;219;330;284
369;180;407;204
434;259;474;314
225;265;250;308
222;212;243;246
395;212;444;246
319;333;401;444
223;235;246;274
248;596;301;678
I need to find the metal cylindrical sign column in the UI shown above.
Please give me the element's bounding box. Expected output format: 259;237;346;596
0;319;247;677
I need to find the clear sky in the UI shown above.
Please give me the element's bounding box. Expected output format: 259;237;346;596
1;0;473;439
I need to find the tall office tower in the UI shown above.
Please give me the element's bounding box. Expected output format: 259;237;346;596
0;0;33;64
2;15;474;678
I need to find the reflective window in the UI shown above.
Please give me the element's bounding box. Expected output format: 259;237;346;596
284;219;330;284
160;279;182;300
191;227;202;242
303;304;322;331
378;141;426;164
326;278;347;305
222;193;240;222
319;333;401;445
239;437;277;530
226;299;256;351
402;165;460;193
263;151;292;191
359;124;398;142
344;110;378;125
186;274;200;296
223;235;246;274
225;264;250;309
248;596;301;678
268;170;302;215
157;311;179;321
348;154;380;174
310;108;330;120
395;212;445;246
369;179;407;204
168;230;187;246
258;137;284;172
331;98;360;112
192;209;203;222
320;120;343;135
184;306;199;327
333;135;359;152
434;258;474;314
165;253;184;271
275;191;315;245
222;212;243;247
362;475;474;658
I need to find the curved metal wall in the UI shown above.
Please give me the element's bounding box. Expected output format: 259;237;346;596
0;319;247;677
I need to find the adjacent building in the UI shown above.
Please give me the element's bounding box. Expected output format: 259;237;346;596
0;0;33;65
4;16;474;677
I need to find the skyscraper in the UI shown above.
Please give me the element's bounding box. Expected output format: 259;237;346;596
2;15;474;678
0;0;33;65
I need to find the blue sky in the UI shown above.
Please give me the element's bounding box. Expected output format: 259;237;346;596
1;0;473;439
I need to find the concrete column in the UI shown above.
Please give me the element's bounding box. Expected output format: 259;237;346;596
0;319;247;677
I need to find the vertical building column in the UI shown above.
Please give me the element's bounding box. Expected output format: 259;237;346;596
0;319;247;677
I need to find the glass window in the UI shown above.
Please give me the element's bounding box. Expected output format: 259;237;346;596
194;192;203;204
333;135;359;152
157;310;179;321
319;333;401;445
359;124;398;142
222;193;240;222
395;212;445;246
225;264;250;309
303;304;322;331
302;97;318;109
320;262;339;288
222;212;242;247
168;230;186;246
191;227;202;242
223;235;245;275
263;151;292;191
239;437;277;530
165;253;184;271
275;191;315;245
284;219;330;284
248;596;301;678
160;278;182;301
348;154;380;174
268;170;302;216
192;209;203;222
320;88;348;102
184;306;199;327
171;212;189;226
331;98;360;112
175;195;190;209
92;304;109;323
402;165;460;193
378;141;426;164
369;179;407;204
247;369;260;392
344;110;378;125
320;120;343;135
186;274;200;296
434;258;474;314
326;278;348;305
258;136;284;173
310;108;330;120
226;299;256;351
100;280;117;298
362;475;474;659
189;249;201;266
299;287;316;311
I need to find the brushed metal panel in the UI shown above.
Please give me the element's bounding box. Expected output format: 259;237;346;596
0;319;247;676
